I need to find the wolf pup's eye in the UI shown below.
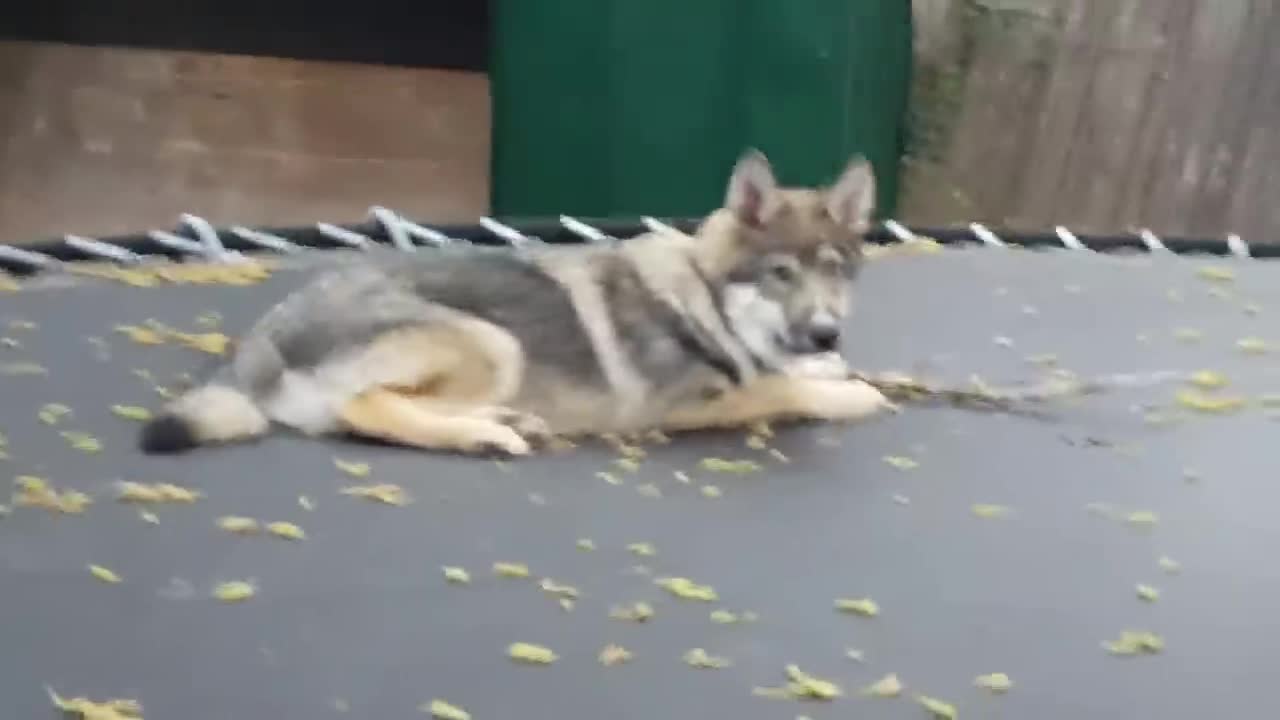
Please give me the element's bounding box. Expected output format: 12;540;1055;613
767;259;799;284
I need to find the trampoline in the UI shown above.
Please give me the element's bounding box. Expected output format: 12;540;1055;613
2;213;1277;719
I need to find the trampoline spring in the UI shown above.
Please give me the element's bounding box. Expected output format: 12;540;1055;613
147;229;208;256
228;226;302;254
641;216;683;236
1138;228;1169;253
480;217;537;246
63;235;144;264
969;222;1006;248
882;219;917;243
1226;233;1250;259
316;223;372;249
0;244;61;271
559;215;613;243
369;206;417;252
180;213;245;262
1054;225;1087;251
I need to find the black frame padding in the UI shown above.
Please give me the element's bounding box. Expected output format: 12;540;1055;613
1;0;490;71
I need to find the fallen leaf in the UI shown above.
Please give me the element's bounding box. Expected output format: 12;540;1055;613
1196;266;1235;282
1104;630;1164;655
883;455;919;471
1237;337;1270;355
333;458;371;477
216;516;260;534
576;538;596;551
784;664;842;700
1136;584;1160;602
1175;390;1246;414
683;648;731;669
61;431;102;453
493;562;530;579
627;542;656;557
1126;511;1159;528
213;580;256;603
47;687;142;719
598;644;633;666
340;483;410;506
422;699;470;720
862;673;903;698
698;457;762;474
443;566;471;584
88;564;122;584
508;642;557;665
266;521;305;540
610;602;654;622
971;504;1012;519
974;673;1012;693
834;597;879;617
38;403;72;425
298;495;315;511
1188;370;1228;389
656;577;718;602
700;485;724;498
110;405;153;421
1158;556;1181;574
917;694;958;719
539;578;579;600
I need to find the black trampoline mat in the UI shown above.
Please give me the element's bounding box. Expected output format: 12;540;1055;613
2;246;1278;719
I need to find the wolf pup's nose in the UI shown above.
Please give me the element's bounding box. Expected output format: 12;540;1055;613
809;325;840;352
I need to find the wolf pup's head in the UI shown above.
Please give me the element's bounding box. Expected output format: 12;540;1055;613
698;148;876;368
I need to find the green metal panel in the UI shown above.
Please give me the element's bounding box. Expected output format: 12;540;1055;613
490;0;911;220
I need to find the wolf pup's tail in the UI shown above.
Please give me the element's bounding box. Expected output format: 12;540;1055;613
139;383;270;454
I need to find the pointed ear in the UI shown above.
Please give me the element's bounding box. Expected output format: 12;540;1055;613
825;155;877;233
724;148;777;228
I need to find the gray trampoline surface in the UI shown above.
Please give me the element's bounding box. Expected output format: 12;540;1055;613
2;245;1279;719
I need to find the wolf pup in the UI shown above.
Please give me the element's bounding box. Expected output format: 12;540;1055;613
139;149;890;456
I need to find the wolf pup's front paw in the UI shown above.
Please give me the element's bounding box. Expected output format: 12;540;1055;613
493;409;554;449
800;378;891;422
463;424;533;457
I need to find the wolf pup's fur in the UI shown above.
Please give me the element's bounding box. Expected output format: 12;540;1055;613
139;149;890;456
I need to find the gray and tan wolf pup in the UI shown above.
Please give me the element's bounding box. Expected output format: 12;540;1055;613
140;149;890;456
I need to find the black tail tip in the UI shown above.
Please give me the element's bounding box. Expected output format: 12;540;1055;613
139;414;198;454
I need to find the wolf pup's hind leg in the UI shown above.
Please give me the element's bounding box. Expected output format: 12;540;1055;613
333;320;545;456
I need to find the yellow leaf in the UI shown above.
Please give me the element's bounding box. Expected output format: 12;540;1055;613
1196;266;1235;282
609;602;654;622
88;564;122;584
340;483;410;506
698;457;762;474
835;597;880;617
683;648;731;669
1175;389;1246;414
784;664;842;700
111;405;153;421
862;673;903;698
442;566;471;584
114;324;166;345
656;576;718;602
217;516;260;534
1188;371;1228;389
333;458;371;477
213;580;256;603
539;578;579;599
47;687;143;719
971;504;1012;519
493;562;530;579
266;521;306;540
917;695;958;720
598;644;633;666
627;542;657;557
1158;556;1181;574
508;642;557;665
1136;584;1160;602
1126;511;1159;528
61;431;102;453
0;362;47;375
38;403;72;425
635;483;662;498
1172;327;1203;343
883;455;919;471
422;699;470;720
1104;630;1164;655
575;538;596;551
1237;337;1271;355
974;673;1012;693
710;609;739;624
700;485;723;498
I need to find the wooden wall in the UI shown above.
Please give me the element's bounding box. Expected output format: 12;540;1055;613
902;0;1280;240
0;41;490;244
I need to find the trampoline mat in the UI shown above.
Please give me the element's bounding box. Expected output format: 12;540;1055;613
2;246;1278;719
